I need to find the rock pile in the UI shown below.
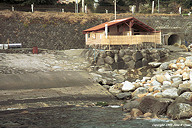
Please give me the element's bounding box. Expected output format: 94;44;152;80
91;56;192;120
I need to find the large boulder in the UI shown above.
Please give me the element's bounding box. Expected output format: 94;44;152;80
135;60;143;69
132;87;148;98
109;86;121;95
122;55;132;62
182;72;190;80
179;92;192;101
122;81;136;92
178;83;191;90
171;75;182;83
184;60;192;68
150;53;160;61
116;92;132;100
99;51;106;58
96;57;105;66
150;79;161;86
104;56;114;65
176;63;185;70
106;51;114;57
119;49;125;57
163;81;171;86
122;100;140;112
126;60;135;69
130;108;143;118
148;62;161;68
132;51;143;61
124;49;133;55
142;58;149;66
160;60;176;71
176;57;186;63
190;83;192;91
138;96;170;115
177;88;191;96
172;80;182;88
162;88;179;99
156;75;167;84
159;62;170;70
169;63;178;70
167;97;192;119
153;92;163;98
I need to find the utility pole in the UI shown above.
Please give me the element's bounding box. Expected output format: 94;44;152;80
158;0;159;13
82;0;84;13
75;0;78;13
76;0;78;13
114;0;116;20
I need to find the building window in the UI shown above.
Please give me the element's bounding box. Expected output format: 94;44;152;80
88;33;90;38
117;25;120;33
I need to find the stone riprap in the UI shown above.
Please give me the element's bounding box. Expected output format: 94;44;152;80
86;48;170;70
89;56;192;120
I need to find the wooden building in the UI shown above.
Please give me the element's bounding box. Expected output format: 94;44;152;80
83;17;161;48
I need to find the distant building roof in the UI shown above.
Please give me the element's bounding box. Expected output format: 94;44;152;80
83;17;156;34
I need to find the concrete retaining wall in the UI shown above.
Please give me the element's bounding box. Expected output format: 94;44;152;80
0;15;192;50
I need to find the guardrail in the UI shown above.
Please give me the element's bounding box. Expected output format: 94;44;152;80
0;43;22;49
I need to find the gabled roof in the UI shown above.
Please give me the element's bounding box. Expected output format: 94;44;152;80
83;17;155;34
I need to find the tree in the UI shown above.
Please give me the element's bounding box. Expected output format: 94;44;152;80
98;0;113;6
84;0;95;10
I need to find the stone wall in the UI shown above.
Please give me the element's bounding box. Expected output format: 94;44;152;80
86;46;170;70
0;14;192;50
134;16;192;45
0;17;103;50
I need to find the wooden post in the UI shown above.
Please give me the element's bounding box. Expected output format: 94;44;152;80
85;33;88;43
179;7;181;15
157;0;160;13
129;20;133;36
75;0;78;13
131;6;135;14
105;24;108;39
7;39;9;48
31;4;34;13
114;0;116;20
82;0;85;13
152;1;154;14
12;6;14;11
85;5;87;13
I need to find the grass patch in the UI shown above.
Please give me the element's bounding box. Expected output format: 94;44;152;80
0;10;186;25
96;101;109;107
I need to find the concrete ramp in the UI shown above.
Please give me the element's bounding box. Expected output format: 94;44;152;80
0;71;114;110
0;71;95;90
